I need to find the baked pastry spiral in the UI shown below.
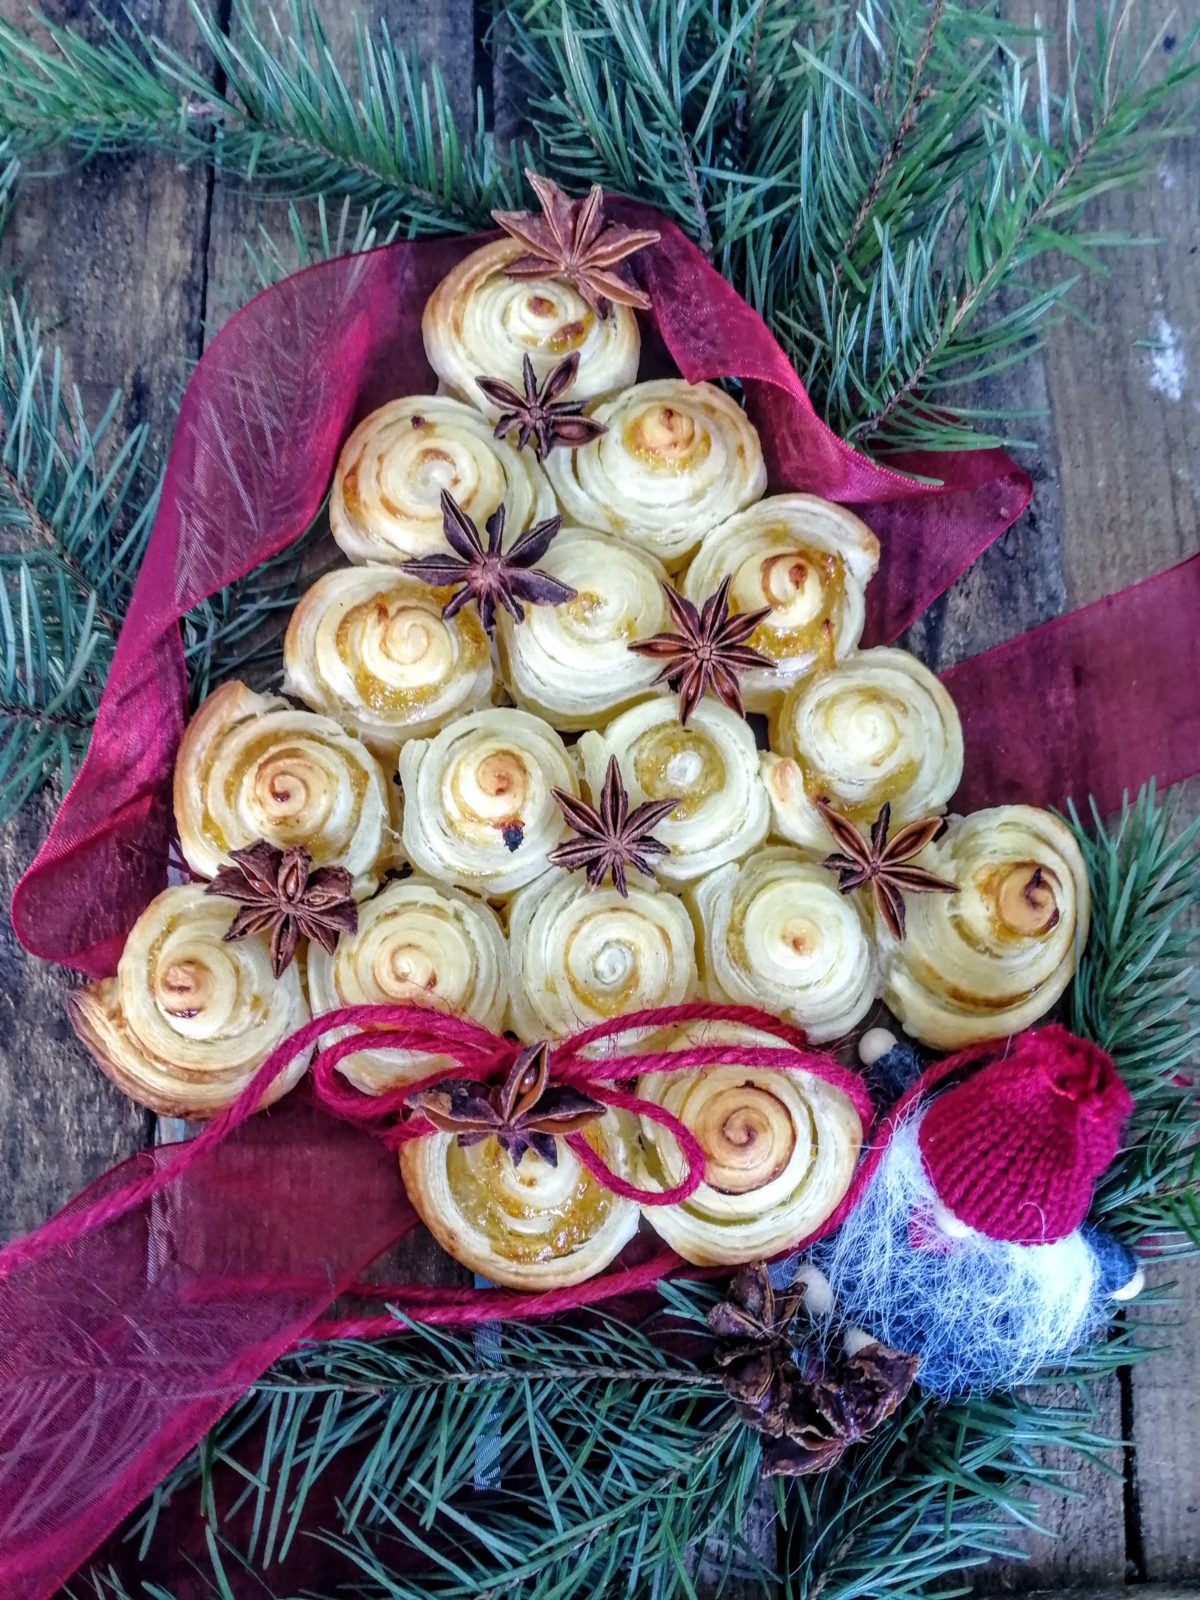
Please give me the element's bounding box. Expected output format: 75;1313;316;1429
496;528;671;729
633;1020;864;1265
682;495;880;711
881;805;1091;1049
306;878;509;1093
174;681;393;895
69;885;310;1118
577;698;769;884
399;1116;640;1290
330;393;555;566
422;238;640;418
692;848;878;1042
507;869;697;1040
545;379;768;569
762;648;963;852
397;707;579;898
282;565;493;761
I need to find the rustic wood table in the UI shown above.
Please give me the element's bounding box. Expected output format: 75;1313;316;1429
0;2;1196;1595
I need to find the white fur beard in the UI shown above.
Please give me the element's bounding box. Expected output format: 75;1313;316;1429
811;1116;1105;1396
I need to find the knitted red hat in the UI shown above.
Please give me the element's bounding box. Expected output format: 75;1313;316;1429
917;1025;1133;1244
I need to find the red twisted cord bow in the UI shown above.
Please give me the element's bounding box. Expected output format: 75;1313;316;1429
303;999;874;1208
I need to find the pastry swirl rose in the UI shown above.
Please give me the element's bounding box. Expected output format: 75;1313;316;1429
399;1118;640;1290
422;239;640;418
496;528;671;729
882;805;1090;1049
762;648;963;851
577;698;770;884
545;379;768;569
633;1021;864;1266
69;885;310;1118
174;681;393;896
330;393;555;566
507;869;697;1040
683;495;880;711
398;707;580;898
283;565;493;761
306;878;509;1093
691;848;878;1042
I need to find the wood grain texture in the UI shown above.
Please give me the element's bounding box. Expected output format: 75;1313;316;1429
1132;1258;1200;1581
0;0;213;1245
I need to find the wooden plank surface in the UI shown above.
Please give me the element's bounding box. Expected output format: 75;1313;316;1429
0;0;1196;1593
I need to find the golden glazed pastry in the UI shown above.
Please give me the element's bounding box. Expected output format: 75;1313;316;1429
507;869;697;1040
545;379;768;570
682;495;881;711
400;1116;640;1290
422;238;640;418
762;648;963;852
398;707;579;898
577;698;770;884
330;393;555;566
174;682;393;896
282;565;493;762
882;805;1090;1049
306;877;509;1093
691;848;878;1043
69;885;310;1118
634;1020;864;1266
496;528;671;729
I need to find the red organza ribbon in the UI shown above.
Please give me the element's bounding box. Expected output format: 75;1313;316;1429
945;550;1200;815
0;1001;871;1598
10;204;1031;980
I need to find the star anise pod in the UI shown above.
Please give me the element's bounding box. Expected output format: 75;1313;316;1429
818;800;957;941
492;170;660;318
548;754;677;896
206;839;358;978
401;489;575;635
628;577;773;725
707;1264;918;1477
406;1042;605;1168
476;352;607;461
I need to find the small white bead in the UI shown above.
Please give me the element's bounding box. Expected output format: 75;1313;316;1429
858;1027;897;1068
931;1199;976;1240
792;1264;834;1318
857;1030;896;1068
1111;1265;1145;1302
843;1325;876;1357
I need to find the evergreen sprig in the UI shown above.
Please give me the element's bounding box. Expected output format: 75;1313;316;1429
0;292;157;817
2;2;1195;450
0;0;511;233
69;789;1200;1598
1069;786;1200;1249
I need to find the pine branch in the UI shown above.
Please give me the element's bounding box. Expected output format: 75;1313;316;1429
0;294;157;822
0;0;513;234
103;1302;761;1600
1068;785;1200;1250
834;0;947;275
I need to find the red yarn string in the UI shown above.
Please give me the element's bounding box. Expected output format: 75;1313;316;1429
290;1001;875;1211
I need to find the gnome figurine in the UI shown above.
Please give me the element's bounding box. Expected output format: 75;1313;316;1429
813;1024;1140;1396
